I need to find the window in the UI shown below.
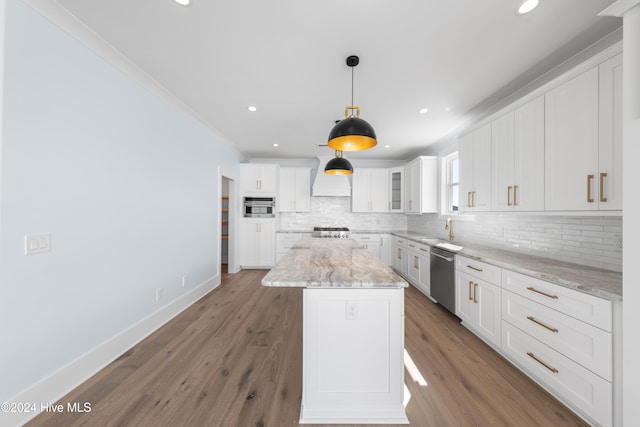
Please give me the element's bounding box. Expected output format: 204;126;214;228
442;152;459;213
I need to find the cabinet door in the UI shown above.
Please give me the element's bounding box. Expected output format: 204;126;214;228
240;164;261;194
294;168;311;212
476;280;501;348
545;67;599;210
380;234;392;266
455;271;475;324
417;248;430;295
370;169;390;212
514;96;545;211
239;221;259;266
491;112;515;211
351;170;371;212
458;132;474;211
393;245;407;275
389;167;404;212
598;53;623;211
258;165;278;193
472;124;492;211
278;168;296;212
405;160;420;213
257;221;275;266
407;251;420;285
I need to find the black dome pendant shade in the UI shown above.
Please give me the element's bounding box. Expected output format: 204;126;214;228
327;55;377;152
324;151;353;175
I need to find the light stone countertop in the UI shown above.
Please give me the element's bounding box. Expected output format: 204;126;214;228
390;230;622;301
262;238;408;288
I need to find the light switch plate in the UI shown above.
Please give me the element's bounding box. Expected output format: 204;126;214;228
24;233;50;255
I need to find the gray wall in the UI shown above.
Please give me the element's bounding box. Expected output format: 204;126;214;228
0;0;243;401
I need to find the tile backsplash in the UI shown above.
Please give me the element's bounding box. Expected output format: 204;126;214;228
409;213;622;272
277;197;407;231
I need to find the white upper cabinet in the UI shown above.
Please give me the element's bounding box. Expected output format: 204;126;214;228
545;67;599;211
352;169;390;213
240;164;278;195
389;166;404;212
279;167;311;212
598;53;623;211
459;124;491;211
405;156;438;214
491;96;545;211
545;56;622;212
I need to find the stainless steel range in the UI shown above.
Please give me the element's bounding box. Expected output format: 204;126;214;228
311;226;350;239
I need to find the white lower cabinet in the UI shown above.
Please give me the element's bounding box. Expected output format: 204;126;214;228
501;269;615;427
351;233;381;259
502;322;612;427
455;270;501;348
379;234;392;266
276;232;311;263
406;241;430;297
239;219;275;268
391;237;408;276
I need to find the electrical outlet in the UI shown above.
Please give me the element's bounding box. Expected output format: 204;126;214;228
346;301;358;320
156;288;164;301
182;274;188;287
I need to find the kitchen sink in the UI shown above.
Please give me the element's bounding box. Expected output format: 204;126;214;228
435;242;464;252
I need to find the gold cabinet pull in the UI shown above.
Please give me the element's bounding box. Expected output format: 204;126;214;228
507;186;512;206
414;256;419;269
397;248;402;259
467;192;471;208
468;281;473;301
587;174;594;203
527;352;559;373
473;282;478;303
526;286;559;300
600;172;607;202
467;265;483;272
514;185;519;206
527;316;559;333
472;191;476;207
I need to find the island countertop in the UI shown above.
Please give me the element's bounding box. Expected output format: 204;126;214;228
262;238;408;288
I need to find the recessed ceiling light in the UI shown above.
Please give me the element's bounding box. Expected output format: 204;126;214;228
384;145;391;148
248;105;257;112
418;108;429;114
174;0;191;6
273;143;279;147
444;106;452;112
517;0;539;14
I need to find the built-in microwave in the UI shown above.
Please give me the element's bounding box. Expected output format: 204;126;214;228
243;197;276;218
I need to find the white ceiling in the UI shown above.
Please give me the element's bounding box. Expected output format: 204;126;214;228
47;0;621;160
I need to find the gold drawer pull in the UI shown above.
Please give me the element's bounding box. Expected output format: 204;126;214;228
526;286;559;299
467;265;483;272
468;281;473;301
600;172;607;202
527;316;559;333
527;352;559;373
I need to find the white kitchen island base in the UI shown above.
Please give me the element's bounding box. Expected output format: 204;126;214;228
299;288;408;425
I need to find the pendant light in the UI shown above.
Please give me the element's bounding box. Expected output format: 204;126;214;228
324;151;353;175
327;55;377;152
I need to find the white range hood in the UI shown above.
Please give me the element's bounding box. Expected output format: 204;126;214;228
312;156;351;197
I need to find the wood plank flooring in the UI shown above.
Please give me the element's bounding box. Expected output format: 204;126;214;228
26;268;589;427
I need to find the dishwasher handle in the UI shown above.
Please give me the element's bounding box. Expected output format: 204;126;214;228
431;252;454;262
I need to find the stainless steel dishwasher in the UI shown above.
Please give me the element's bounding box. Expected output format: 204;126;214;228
430;247;456;314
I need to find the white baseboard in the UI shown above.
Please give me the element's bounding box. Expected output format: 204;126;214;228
3;275;220;427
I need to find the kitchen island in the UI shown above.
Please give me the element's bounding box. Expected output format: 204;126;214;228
262;239;409;424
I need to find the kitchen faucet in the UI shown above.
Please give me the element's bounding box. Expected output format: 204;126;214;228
445;218;454;241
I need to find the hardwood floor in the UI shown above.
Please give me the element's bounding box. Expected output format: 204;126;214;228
27;269;588;427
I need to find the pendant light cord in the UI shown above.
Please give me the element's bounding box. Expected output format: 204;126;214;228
351;66;355;111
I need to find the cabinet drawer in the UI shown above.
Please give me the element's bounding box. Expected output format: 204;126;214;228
502;269;612;331
503;290;612;380
407;241;430;255
502;322;612;427
392;236;407;247
276;233;310;243
456;255;501;284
